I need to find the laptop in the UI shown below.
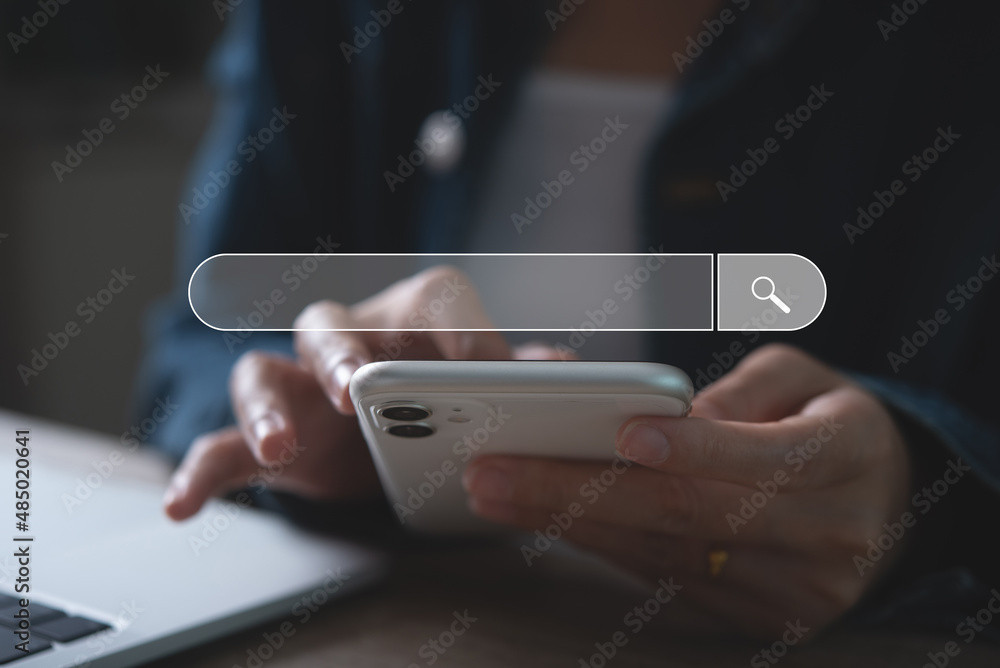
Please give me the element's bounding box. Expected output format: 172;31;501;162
0;410;384;667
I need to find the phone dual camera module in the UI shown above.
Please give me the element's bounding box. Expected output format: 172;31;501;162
377;403;434;438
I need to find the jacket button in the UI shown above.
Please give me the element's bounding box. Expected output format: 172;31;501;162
417;110;466;174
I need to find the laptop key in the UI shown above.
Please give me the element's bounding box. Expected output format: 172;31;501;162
33;616;110;643
0;602;67;627
0;628;52;664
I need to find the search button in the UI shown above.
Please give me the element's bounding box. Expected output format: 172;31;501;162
718;254;826;331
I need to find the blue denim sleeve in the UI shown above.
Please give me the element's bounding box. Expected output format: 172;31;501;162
847;374;1000;642
858;375;1000;494
132;0;303;459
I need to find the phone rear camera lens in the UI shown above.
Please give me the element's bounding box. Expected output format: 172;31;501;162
388;424;435;438
380;405;431;421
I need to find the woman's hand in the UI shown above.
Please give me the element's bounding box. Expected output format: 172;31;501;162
463;344;914;638
164;266;563;520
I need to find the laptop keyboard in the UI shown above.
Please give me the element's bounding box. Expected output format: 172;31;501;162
0;593;110;664
0;634;50;666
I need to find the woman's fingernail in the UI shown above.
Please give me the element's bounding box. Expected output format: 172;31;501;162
462;466;513;501
162;480;183;508
619;423;670;464
252;412;285;445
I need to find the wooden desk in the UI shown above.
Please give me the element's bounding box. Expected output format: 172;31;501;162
13;411;999;667
140;535;1000;667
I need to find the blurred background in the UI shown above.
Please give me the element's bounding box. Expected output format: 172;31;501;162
0;1;222;433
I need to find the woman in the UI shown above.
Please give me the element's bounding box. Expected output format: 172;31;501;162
140;0;1000;639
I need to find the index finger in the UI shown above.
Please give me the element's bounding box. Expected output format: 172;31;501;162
293;266;511;414
350;265;510;359
163;427;258;521
293;301;372;414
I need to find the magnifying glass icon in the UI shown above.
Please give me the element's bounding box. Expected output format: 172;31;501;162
751;276;791;314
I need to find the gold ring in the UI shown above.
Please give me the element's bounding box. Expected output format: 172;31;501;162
707;548;729;578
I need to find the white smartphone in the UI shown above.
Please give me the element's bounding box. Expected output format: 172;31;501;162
350;360;693;533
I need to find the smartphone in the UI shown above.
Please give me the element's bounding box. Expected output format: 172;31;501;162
350;360;693;533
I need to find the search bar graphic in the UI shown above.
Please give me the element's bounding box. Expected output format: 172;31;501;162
189;253;824;332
